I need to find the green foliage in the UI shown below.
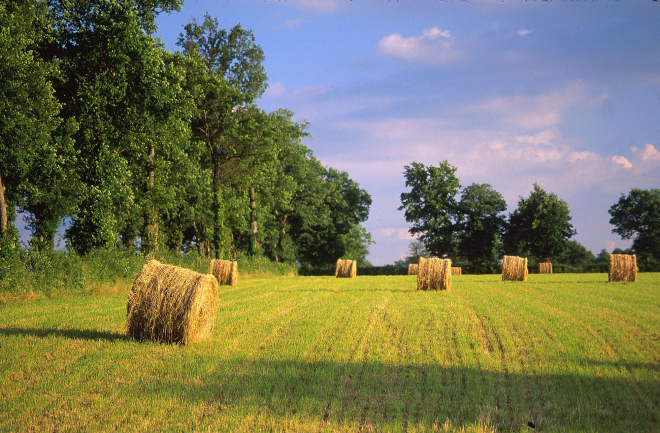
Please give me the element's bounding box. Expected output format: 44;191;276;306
0;0;74;248
608;188;660;262
399;161;461;258
555;240;596;266
503;183;576;262
457;183;507;273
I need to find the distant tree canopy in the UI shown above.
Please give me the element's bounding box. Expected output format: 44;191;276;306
0;2;373;270
400;162;577;272
399;161;507;273
503;183;576;263
608;188;660;263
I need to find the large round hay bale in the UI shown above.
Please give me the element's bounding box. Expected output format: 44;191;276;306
408;264;419;275
539;263;552;274
210;259;238;286
126;260;219;344
502;255;528;282
418;257;452;291
608;254;637;282
335;259;357;278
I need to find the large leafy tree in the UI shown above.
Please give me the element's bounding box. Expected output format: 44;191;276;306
399;161;461;258
289;166;372;273
608;188;660;262
503;183;576;262
0;0;75;251
457;183;507;273
46;0;186;254
176;13;272;258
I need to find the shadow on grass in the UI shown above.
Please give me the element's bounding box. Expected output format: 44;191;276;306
142;357;660;432
0;326;125;341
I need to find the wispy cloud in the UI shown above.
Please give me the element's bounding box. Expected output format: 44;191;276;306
377;27;461;63
466;82;604;129
279;18;302;29
518;29;532;36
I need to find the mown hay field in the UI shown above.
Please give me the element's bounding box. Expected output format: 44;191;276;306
1;273;659;432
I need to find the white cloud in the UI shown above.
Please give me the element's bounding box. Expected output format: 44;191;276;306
378;27;460;63
641;143;660;161
518;29;532;36
612;155;632;169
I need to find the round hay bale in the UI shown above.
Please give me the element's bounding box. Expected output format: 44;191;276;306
608;254;637;282
451;267;462;276
539;263;552;274
336;259;357;278
210;259;238;286
418;258;451;291
126;260;219;344
408;264;419;276
502;255;528;282
417;257;430;290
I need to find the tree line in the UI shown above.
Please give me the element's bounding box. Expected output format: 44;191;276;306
398;161;660;273
0;1;373;273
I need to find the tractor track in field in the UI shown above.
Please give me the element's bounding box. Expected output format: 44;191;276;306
196;297;310;425
474;309;515;430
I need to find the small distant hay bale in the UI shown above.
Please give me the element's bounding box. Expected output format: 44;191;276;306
608;254;637;282
417;257;452;291
408;264;419;275
451;267;462;276
539;263;552;274
126;260;219;345
502;255;528;282
336;259;357;278
209;259;238;286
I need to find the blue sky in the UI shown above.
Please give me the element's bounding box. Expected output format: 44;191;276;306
21;0;660;265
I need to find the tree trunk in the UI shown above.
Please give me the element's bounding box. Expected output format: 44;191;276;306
249;186;259;250
144;146;159;253
0;172;7;238
281;214;287;234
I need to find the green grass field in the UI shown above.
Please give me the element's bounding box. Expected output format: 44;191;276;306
1;274;659;432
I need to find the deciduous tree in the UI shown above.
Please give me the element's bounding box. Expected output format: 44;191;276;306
608;188;660;262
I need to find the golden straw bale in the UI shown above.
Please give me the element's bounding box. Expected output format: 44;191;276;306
539;263;553;274
608;254;637;282
417;257;430;290
209;259;238;286
502;255;528;282
451;267;462;276
126;260;219;344
418;258;452;291
335;259;357;278
408;264;419;275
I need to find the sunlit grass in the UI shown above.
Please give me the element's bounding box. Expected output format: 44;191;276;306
1;273;659;432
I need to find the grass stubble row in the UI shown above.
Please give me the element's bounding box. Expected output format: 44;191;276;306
1;272;659;432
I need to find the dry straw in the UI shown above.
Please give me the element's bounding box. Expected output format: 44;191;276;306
608;254;637;282
335;259;357;278
502;255;528;282
209;259;238;286
126;260;219;344
417;257;452;291
408;264;419;275
451;267;462;276
539;263;553;274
